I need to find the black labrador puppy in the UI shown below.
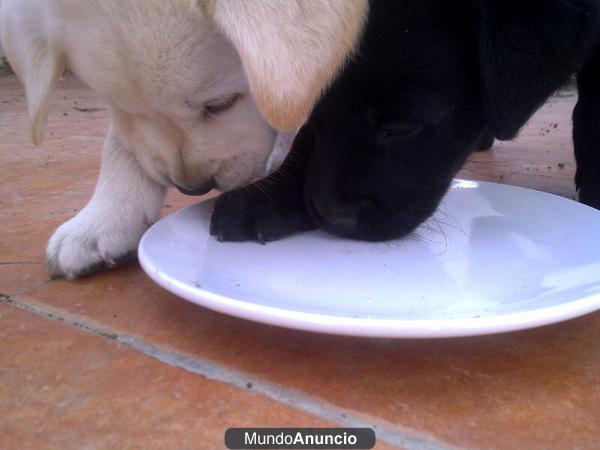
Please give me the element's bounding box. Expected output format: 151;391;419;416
211;0;600;243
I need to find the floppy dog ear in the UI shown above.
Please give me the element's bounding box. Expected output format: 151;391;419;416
477;0;600;140
1;5;65;145
211;0;368;131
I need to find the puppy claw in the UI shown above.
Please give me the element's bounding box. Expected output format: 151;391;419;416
256;231;267;245
209;220;218;237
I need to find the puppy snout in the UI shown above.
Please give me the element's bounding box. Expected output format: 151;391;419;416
175;178;215;196
308;196;372;234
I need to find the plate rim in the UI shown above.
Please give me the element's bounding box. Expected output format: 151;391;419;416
138;181;600;338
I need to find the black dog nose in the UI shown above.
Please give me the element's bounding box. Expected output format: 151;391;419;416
308;196;372;234
175;179;215;196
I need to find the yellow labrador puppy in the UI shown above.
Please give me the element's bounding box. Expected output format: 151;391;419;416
0;0;367;278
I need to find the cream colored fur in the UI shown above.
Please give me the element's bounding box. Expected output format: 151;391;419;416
0;0;367;278
211;0;368;130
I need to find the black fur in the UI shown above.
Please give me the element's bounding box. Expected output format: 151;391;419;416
211;0;600;243
574;47;600;206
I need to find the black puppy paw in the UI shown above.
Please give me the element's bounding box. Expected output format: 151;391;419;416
210;190;260;242
210;184;315;243
211;124;317;243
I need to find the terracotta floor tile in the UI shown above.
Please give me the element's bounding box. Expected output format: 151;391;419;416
16;275;600;449
0;75;102;294
459;92;578;200
0;304;367;450
3;75;599;449
0;74;197;295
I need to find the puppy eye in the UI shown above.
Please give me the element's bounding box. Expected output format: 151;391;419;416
366;108;380;126
379;122;425;142
203;93;242;117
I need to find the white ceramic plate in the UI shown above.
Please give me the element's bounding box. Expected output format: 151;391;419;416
139;180;600;338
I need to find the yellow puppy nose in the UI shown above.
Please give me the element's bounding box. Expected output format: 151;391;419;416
175;178;215;196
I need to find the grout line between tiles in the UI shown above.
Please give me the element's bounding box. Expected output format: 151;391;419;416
0;293;456;450
4;277;54;300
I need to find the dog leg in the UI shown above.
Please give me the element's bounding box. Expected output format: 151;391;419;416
210;125;316;243
574;48;600;210
46;125;165;278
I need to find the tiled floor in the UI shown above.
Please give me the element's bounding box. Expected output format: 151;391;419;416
1;72;598;449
